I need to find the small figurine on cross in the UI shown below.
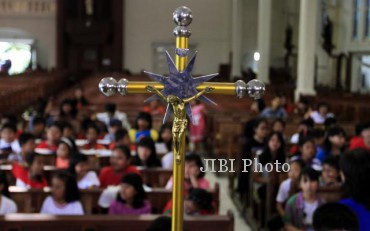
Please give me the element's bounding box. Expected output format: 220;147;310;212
146;85;214;163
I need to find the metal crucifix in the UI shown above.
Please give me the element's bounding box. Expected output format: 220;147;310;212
99;6;265;231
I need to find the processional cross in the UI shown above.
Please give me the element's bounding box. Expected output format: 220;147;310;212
99;6;265;231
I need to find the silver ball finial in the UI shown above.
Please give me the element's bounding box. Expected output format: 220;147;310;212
99;77;118;96
117;78;129;96
246;79;265;100
235;79;265;100
173;6;193;26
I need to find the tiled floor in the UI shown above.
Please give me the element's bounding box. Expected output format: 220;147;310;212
207;172;251;231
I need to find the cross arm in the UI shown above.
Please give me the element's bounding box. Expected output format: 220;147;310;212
99;78;265;100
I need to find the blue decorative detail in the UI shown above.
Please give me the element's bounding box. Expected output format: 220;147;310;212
144;51;218;124
175;48;190;57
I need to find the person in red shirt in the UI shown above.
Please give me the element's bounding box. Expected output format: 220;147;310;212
12;152;48;188
82;124;106;150
99;145;140;188
37;122;63;152
349;121;370;151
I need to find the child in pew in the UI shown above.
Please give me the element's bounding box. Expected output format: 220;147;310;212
104;119;123;143
8;132;36;163
61;122;76;140
56;137;76;169
157;123;172;153
68;153;100;189
132;137;161;168
40;171;84;215
0;122;21;157
99;145;140;188
309;102;335;125
36;122;63;152
290;137;322;171
163;188;214;215
313;202;359;231
129;112;159;143
29;116;46;140
165;153;209;190
284;167;324;231
340;148;370;231
320;156;341;187
108;173;151;215
270;159;305;230
276;159;306;216
316;127;346;162
184;188;214;215
0;173;17;214
161;136;190;170
12;152;47;188
108;128;131;150
82;123;106;150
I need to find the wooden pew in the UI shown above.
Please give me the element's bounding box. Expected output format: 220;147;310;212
0;165;173;188
0;212;234;231
9;184;220;214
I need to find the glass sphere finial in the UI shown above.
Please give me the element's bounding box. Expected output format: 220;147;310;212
99;77;118;97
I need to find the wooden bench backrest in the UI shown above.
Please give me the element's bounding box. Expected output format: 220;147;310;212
0;166;173;188
9;185;219;214
0;212;234;231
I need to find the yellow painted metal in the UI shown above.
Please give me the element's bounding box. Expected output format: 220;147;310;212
127;82;236;95
171;35;188;231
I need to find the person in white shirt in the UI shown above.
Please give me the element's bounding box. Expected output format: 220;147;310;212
68;154;100;189
276;159;305;216
310;102;334;125
0;173;17;214
0;123;21;155
40;172;84;215
98;184;152;212
96;103;131;131
161;151;173;169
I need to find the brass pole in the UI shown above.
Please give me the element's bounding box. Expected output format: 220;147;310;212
171;35;188;231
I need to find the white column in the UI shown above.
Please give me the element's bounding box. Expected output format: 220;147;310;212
231;0;242;79
257;0;272;84
295;0;318;101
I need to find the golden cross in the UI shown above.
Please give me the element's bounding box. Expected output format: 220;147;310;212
99;6;265;231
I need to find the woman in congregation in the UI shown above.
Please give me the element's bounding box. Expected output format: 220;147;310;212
132;137;161;168
237;118;269;201
40;171;84;215
253;132;286;201
0;173;17;214
68;153;100;189
108;173;151;215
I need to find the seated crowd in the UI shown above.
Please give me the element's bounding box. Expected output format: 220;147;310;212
0;90;213;220
236;95;370;231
